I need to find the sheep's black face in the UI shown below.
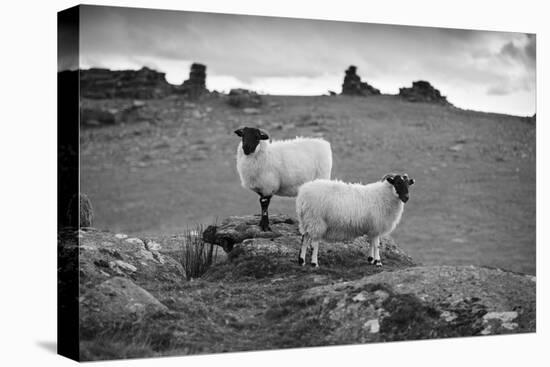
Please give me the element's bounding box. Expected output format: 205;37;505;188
384;173;415;203
234;127;269;155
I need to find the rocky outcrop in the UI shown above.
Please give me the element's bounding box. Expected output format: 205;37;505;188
80;67;173;99
399;80;451;105
62;214;535;361
227;88;263;108
77;64;211;100
202;214;415;282
59;227;186;355
80;276;169;337
74;230;185;291
203;214;299;251
268;265;535;346
177;63;208;100
341;66;381;96
81;100;151;127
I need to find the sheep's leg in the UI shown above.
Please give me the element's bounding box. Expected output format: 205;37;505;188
372;236;382;267
298;234;309;266
311;240;320;268
367;236;375;264
258;195;272;231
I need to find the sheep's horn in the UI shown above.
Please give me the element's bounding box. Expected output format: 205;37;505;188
381;173;394;182
234;128;244;137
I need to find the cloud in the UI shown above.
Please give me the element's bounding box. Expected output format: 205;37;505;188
478;34;536;98
77;5;536;116
79;6;509;81
525;34;536;60
487;84;512;96
498;34;536;68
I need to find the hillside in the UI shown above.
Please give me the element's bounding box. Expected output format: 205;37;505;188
80;93;536;274
62;215;535;361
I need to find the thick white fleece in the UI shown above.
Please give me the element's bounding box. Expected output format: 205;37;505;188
296;179;404;241
236;137;332;197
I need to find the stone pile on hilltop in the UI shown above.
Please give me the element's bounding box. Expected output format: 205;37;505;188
227;88;263;109
341;65;381;96
399;80;452;105
80;67;173;99
77;63;211;101
178;63;209;100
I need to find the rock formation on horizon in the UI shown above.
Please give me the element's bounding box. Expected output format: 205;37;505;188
178;63;209;100
79;67;173;99
399;80;451;105
75;63;210;100
341;65;381;96
227;88;263;108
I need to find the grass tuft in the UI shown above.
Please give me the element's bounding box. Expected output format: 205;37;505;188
179;225;218;280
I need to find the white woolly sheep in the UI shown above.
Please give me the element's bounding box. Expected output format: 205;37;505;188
235;126;332;231
296;173;415;267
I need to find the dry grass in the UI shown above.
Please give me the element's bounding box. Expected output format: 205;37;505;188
179;225;218;280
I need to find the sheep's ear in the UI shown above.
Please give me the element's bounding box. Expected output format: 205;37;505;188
382;174;394;184
259;130;269;140
234;128;244;137
408;178;415;186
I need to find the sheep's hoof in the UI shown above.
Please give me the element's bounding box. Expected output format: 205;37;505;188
367;256;374;264
374;260;382;267
298;257;305;266
311;262;319;268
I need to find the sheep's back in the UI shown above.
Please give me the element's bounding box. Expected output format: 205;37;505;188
271;138;332;196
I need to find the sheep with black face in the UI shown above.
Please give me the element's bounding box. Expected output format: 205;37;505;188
296;173;415;267
235;127;333;231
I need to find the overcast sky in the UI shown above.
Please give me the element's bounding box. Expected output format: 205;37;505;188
75;5;536;116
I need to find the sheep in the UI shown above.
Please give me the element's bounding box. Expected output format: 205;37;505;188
296;173;415;268
234;126;332;231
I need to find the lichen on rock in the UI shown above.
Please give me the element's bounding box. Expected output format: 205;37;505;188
80;277;169;337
